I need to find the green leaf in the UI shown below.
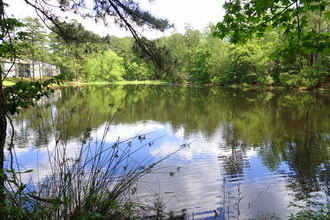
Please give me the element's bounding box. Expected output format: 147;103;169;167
325;12;330;20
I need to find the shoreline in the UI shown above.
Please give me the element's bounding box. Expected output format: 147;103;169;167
3;78;330;93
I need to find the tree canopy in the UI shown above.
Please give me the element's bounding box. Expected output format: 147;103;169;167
22;0;173;70
213;0;330;57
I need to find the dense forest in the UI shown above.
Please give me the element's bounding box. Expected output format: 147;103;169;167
9;3;330;89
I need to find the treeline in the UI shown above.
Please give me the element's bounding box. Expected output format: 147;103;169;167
14;14;330;89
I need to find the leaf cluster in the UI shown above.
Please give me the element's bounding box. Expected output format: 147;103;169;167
51;20;103;45
213;0;330;56
0;18;26;60
4;75;64;115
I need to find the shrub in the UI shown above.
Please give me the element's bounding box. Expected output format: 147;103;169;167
297;66;324;89
279;67;325;89
259;75;275;86
279;72;300;88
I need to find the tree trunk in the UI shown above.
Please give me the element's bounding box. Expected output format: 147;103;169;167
39;59;44;80
0;87;7;215
0;0;7;214
32;59;35;81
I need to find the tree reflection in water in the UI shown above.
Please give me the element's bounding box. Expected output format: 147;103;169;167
9;85;330;217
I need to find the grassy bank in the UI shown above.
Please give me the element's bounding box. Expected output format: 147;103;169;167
3;78;171;87
75;80;170;86
3;77;330;93
3;80;15;86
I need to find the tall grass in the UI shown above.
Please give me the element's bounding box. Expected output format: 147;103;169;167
3;100;188;219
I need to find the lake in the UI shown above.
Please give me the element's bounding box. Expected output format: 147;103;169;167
7;85;330;219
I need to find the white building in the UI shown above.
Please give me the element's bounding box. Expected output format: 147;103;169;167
1;59;60;78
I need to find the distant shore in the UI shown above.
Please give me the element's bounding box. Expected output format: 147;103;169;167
3;77;330;92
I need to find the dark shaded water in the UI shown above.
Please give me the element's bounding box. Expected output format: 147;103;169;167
8;85;330;219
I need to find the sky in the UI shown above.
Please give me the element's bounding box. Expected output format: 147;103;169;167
7;0;226;38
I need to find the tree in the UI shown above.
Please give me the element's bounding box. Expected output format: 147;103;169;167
50;20;105;81
19;17;49;80
212;0;330;88
189;39;211;84
163;33;189;78
213;0;330;58
109;36;152;80
82;50;125;81
153;26;203;82
48;31;79;80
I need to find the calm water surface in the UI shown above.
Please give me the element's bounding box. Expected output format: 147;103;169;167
8;85;330;219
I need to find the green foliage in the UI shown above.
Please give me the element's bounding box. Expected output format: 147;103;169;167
260;75;275;86
157;33;189;81
0;18;25;61
279;66;325;89
189;39;210;84
47;20;108;81
50;0;172;32
125;61;150;80
213;0;330;56
110;36;154;81
4;75;64;115
289;195;330;220
298;66;325;88
82;50;125;81
279;72;300;88
20;18;48;57
210;0;330;88
210;43;260;85
2;14;328;88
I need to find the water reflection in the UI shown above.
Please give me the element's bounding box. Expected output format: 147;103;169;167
8;85;330;219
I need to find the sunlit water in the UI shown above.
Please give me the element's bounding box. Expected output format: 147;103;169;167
6;85;330;219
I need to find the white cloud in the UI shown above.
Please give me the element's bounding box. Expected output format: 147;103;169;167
94;120;166;142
